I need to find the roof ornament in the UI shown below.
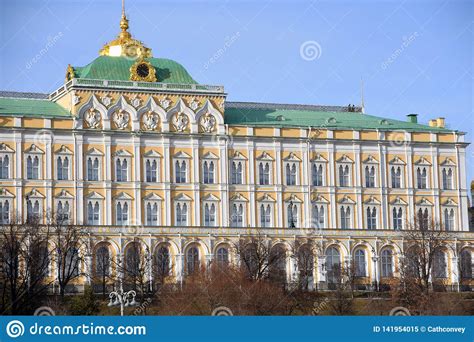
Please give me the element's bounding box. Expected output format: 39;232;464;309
99;0;152;59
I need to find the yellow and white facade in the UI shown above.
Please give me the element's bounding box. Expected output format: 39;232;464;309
0;6;473;291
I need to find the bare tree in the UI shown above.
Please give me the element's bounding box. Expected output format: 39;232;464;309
50;216;89;298
400;219;451;294
327;262;355;315
93;244;115;298
115;240;151;304
391;217;452;314
233;233;286;281
290;238;322;290
0;215;53;314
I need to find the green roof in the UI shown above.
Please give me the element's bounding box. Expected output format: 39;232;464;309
73;56;197;84
0;96;70;117
224;103;452;132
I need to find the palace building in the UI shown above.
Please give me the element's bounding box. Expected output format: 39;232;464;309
0;4;473;292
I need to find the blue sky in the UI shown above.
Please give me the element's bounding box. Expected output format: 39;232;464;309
0;0;472;178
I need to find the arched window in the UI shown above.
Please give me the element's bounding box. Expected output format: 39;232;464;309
442;168;453;190
340;206;351;229
417;167;428;189
365;166;376;187
269;246;286;283
95;246;110;276
186;247;199;275
312;205;325;228
57;156;69;180
87;201;100;225
417;208;429;230
64;248;80;278
26;199;40;221
366;207;377;230
87;157;99;181
326;247;341;285
381;249;393;277
391;166;401;188
216;247;229;266
460;250;472;279
176;203;188;226
392;207;403;230
259;162;270;185
231;161;243;184
287;203;298;228
155;246;171;279
354;249;367;277
204;203;216;227
444;208;455;231
27;155;40;179
339;165;350;187
175;160;187;183
230;203;244;227
146;159;158;182
0;200;10;224
0;155;9;179
312;164;323;186
260;204;271;227
57;200;70;222
433;250;447;278
125;243;141;277
286;163;297;185
116;158;128;182
203;161;215;184
116;202;129;225
146;202;159;226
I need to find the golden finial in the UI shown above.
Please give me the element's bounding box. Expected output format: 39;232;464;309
99;0;152;58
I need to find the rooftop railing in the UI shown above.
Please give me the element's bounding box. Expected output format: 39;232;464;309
48;78;225;100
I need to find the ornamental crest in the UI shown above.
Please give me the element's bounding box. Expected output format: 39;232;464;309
85;108;101;129
173;113;189;132
143;110;159;130
113;109;130;130
200;113;216;133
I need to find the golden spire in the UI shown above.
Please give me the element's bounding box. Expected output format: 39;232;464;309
99;0;152;58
